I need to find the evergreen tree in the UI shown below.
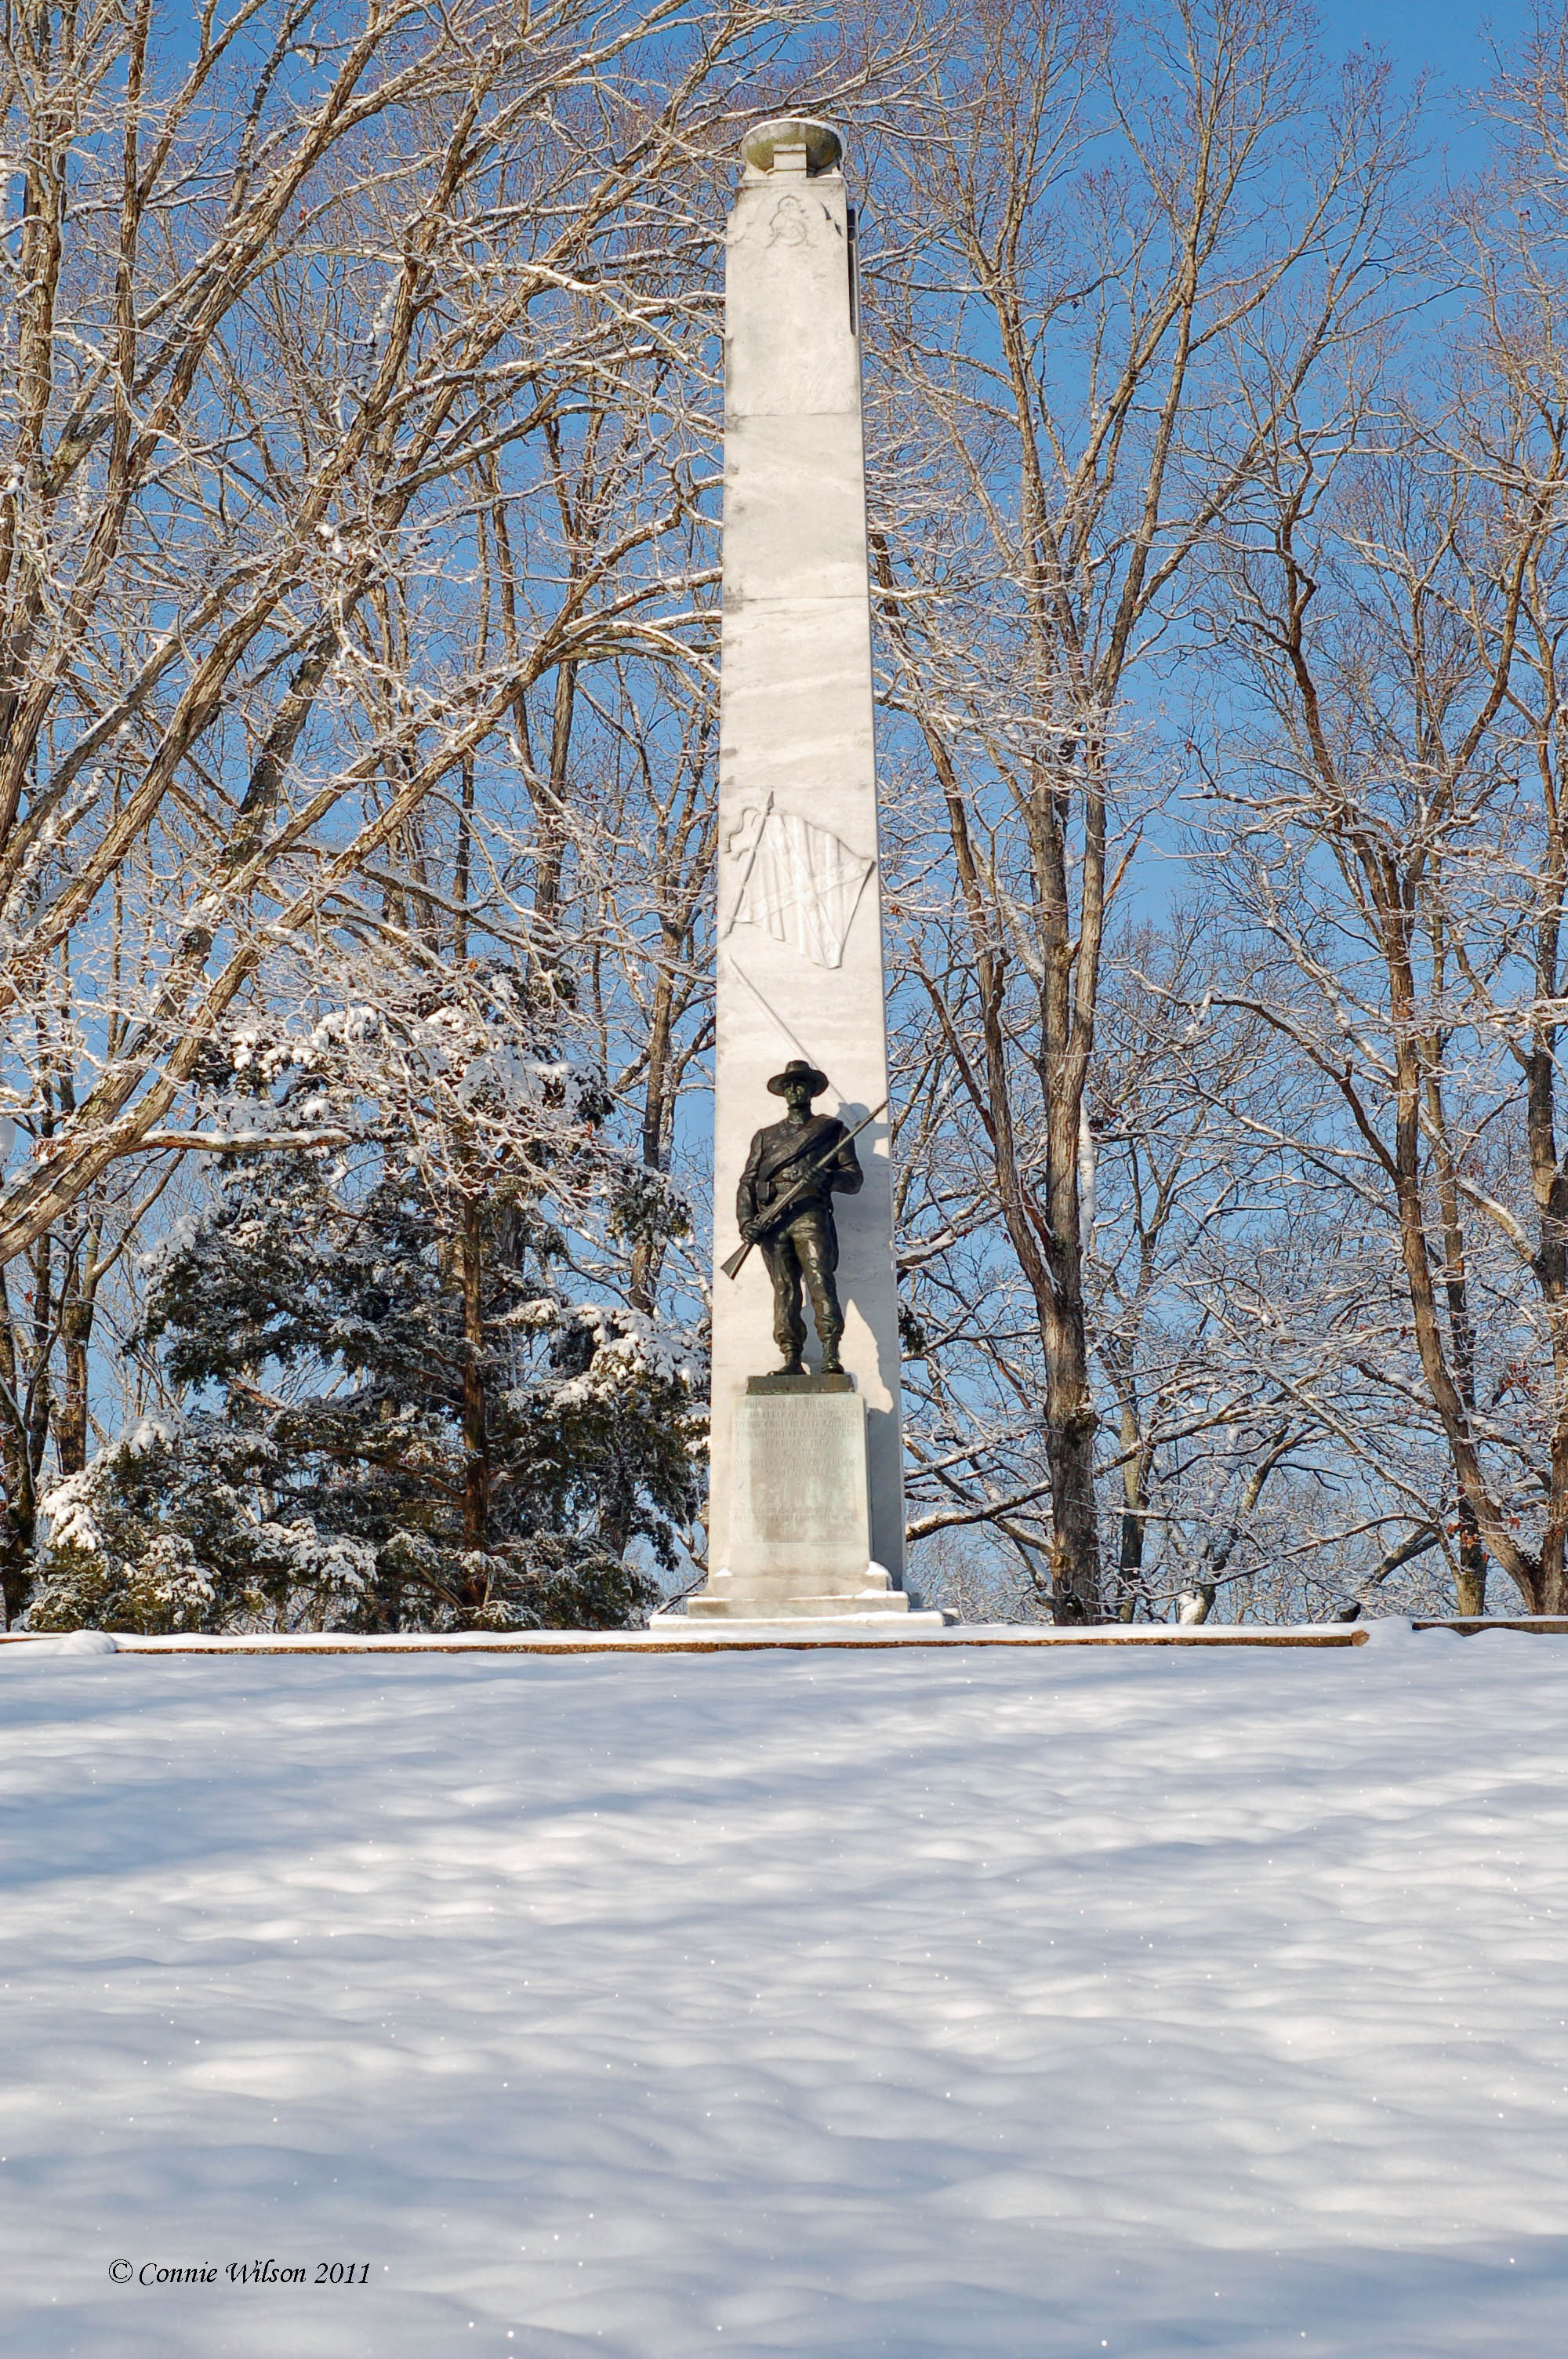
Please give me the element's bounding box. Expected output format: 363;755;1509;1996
29;965;699;1633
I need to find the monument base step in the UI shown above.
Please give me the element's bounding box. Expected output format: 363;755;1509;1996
685;1602;953;1627
689;1586;918;1620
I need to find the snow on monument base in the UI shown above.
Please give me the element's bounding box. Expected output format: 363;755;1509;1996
691;1379;936;1622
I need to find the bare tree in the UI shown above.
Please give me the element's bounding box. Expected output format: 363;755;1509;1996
0;0;838;1263
1200;57;1568;1608
867;0;1408;1616
0;0;882;1599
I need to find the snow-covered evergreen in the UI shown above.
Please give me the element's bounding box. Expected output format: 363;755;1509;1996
29;965;701;1634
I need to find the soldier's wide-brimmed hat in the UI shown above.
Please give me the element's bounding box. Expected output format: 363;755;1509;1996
767;1058;829;1098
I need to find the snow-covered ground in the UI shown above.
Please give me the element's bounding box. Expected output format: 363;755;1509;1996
2;1628;1565;2357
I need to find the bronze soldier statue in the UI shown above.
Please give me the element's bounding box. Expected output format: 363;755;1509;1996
737;1060;864;1375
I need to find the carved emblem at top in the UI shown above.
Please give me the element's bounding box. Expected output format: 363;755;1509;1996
768;195;812;248
724;795;874;969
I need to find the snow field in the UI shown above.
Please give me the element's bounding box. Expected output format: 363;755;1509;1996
2;1630;1566;2356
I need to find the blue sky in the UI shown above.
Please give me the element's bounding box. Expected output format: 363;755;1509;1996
1316;0;1533;121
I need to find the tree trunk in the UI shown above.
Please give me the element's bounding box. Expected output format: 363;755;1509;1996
1524;1020;1568;1607
57;1300;90;1480
1113;1401;1152;1623
0;1281;35;1628
1033;755;1105;1623
56;1227;101;1480
1389;1021;1543;1609
1041;1267;1100;1621
532;657;576;968
629;928;678;1318
1426;1078;1487;1613
459;1197;489;1606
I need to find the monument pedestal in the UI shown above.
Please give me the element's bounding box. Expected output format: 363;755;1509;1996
707;115;907;1596
691;1376;941;1623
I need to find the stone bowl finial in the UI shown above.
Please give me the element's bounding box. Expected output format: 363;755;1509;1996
741;117;843;176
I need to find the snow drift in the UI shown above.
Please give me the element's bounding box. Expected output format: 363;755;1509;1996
1;1632;1563;2355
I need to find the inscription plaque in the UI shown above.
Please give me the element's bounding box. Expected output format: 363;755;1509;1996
728;1386;871;1585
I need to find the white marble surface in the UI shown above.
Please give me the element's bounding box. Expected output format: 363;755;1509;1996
689;1590;919;1621
705;130;905;1600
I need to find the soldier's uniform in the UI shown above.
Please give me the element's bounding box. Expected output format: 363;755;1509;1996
738;1085;864;1372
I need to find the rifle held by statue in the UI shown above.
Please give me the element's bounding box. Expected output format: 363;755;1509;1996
720;1100;889;1282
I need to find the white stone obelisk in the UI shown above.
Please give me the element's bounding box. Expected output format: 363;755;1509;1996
693;117;914;1620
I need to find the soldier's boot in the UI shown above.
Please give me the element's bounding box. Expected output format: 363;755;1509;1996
775;1292;807;1377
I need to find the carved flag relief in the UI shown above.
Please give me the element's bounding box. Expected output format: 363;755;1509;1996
724;797;874;969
